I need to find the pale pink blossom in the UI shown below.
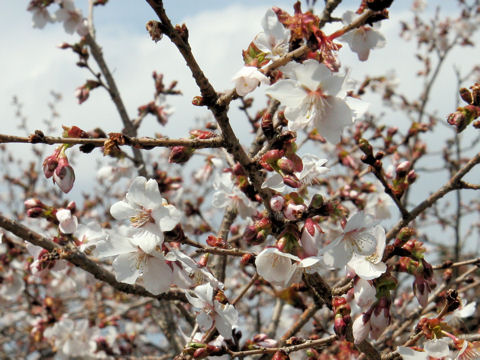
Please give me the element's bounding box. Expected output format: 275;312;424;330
232;66;270;96
110;176;181;253
95;228;173;295
55;0;88;36
253;8;290;60
56;208;78;234
212;173;256;219
185;283;238;340
339;11;386;61
353;278;377;309
266;60;368;143
44;317;98;358
255;248;300;287
323;212;384;270
423;339;451;358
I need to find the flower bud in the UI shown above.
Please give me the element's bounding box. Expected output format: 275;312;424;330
168;146;194;164
53;157;75;193
24;198;45;210
282;174;301;188
277;158;295;174
43;155;58;179
270;195;285;211
283;203;305;220
396;161;411;176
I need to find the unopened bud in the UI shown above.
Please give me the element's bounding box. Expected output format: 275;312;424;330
270;195;285;211
192;96;204;106
407;169;417;184
459;87;473;104
241;253;255;265
282;174;301;188
168;146;194;164
277;158;294;174
396;161;410;176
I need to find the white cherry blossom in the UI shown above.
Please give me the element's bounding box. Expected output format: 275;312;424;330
266;60;368;143
253;8;290;60
323;212;384;270
396;346;429;360
110;176;182;253
185;283;238;340
54;0;88;36
232;66;270;96
255;248;300;287
423;339;451;358
56;208;78;234
339;11;386;61
364;191;393;220
43;317;98;358
212;173;256;218
347;226;387;280
353;278;377;309
95;228;173;295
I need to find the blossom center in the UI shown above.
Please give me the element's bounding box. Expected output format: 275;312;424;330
130;208;155;228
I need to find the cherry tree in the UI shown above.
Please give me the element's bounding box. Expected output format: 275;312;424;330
1;0;480;359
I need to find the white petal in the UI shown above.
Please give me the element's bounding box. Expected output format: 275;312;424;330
143;257;172;295
110;200;137;221
143;178;163;208
126;176;149;207
354;278;377;309
261;173;286;192
112;253;140;284
352;315;370;344
159;205;182;232
95;234;135;258
197;311;213;332
424;339;451;358
323;237;352;269
396;347;428;360
266;79;307;108
313;96;352;144
349;255;386;280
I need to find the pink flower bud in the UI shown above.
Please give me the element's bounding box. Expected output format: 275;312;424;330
352;313;371;344
42;155;58;179
282;174;301;188
396;161;411;176
283;203;305;220
300;218;321;257
270;195;285;211
168;146;194;164
24;199;44;210
53;157;75;193
277;158;295;174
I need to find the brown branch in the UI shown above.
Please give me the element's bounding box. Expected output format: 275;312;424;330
386;151;480;242
228;334;338;357
0;213;186;302
145;0;278;218
0;133;224;149
84;34;147;176
433;256;480;270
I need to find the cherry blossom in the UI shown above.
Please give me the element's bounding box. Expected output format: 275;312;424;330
0;269;25;301
346;227;387;280
255;248;300;287
353;278;377;310
266;59;368;143
423;338;451;358
54;0;88;36
97;158;135;183
396;346;429;360
253;8;290;60
212;173;256;218
364;191;393;220
56;208;78;234
43;317;98;358
95;227;173;295
110;176;182;253
339;11;386;61
185;283;238;340
232;66;270;96
323;212;384;270
262;154;329;192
